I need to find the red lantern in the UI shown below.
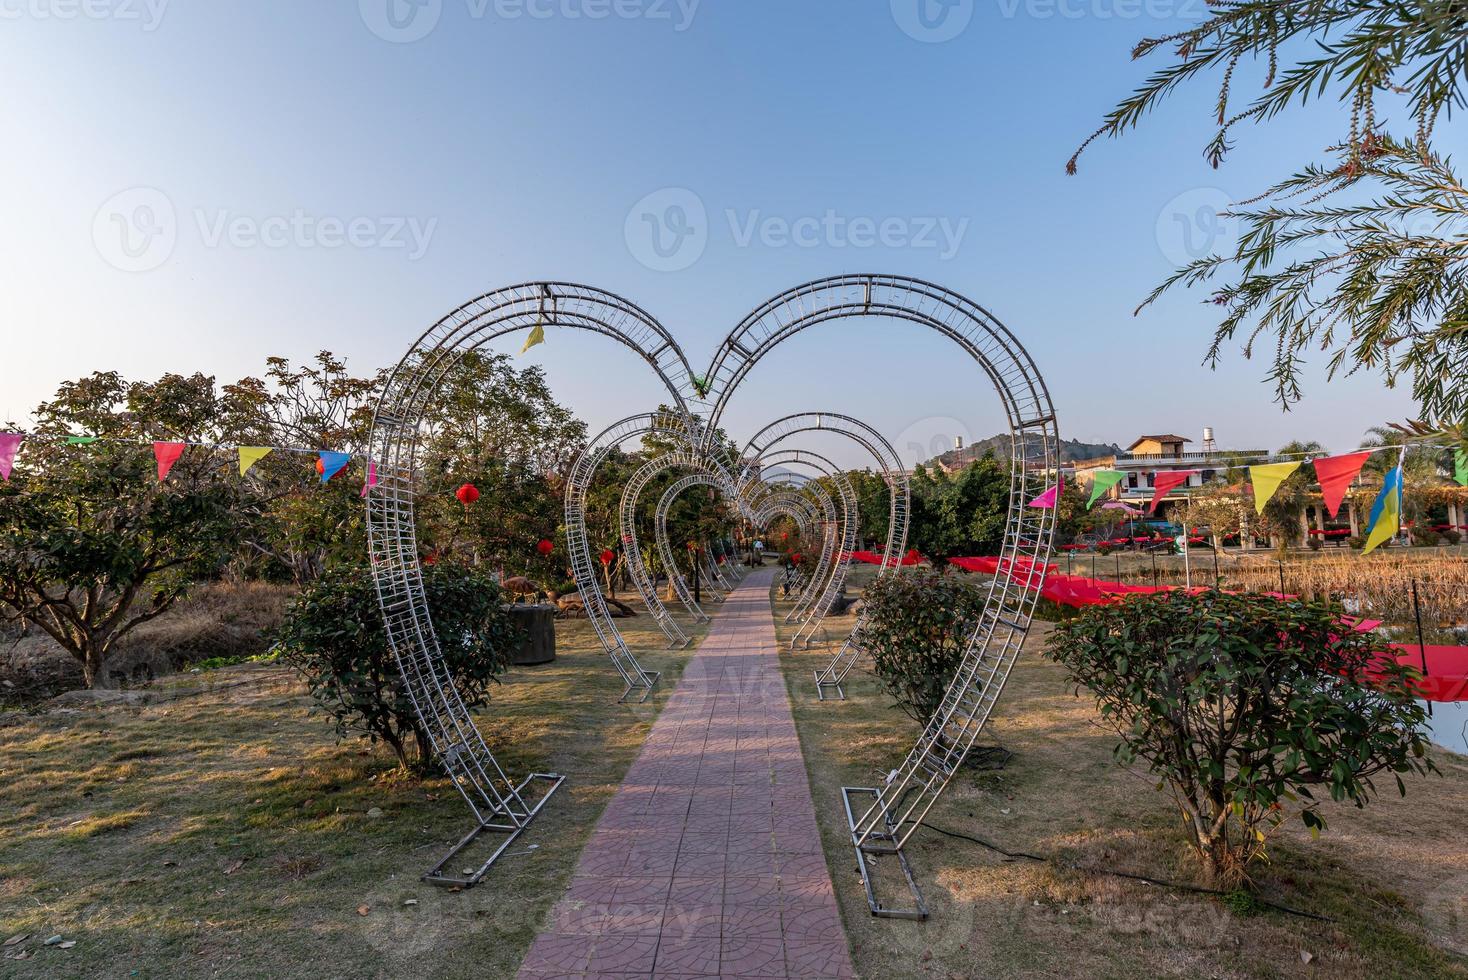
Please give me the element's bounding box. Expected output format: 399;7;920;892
537;539;554;556
455;483;480;506
599;549;615;566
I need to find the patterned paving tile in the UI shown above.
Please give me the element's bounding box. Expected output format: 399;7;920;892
516;569;854;978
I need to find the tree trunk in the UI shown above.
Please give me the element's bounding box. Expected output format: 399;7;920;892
81;636;111;690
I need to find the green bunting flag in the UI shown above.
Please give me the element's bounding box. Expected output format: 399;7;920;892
66;435;98;445
1456;448;1468;487
1085;470;1125;509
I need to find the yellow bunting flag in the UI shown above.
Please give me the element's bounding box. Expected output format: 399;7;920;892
238;446;272;476
520;323;546;354
1248;461;1301;514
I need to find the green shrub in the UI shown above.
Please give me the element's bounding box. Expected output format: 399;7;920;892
1444;529;1463;545
1412;529;1440;547
1048;591;1434;887
273;562;520;771
859;570;989;722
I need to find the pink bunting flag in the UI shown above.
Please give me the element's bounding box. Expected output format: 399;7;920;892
1027;483;1059;509
153;441;186;482
1148;470;1197;513
360;460;378;499
1312;451;1372;518
0;432;23;481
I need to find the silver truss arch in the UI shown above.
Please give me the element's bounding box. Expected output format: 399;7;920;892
702;275;1058;919
653;471;735;621
368;282;701;886
747;472;839;616
566;411;698;703
617;450;723;645
743;448;857;649
739;412;911;697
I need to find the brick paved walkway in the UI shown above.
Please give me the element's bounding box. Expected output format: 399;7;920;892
517;567;855;979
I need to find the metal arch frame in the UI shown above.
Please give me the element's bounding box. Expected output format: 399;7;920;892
565;411;701;703
737;413;912;675
746;473;840;617
653;472;736;620
700;275;1059;919
742;448;858;649
367;282;701;888
618;450;726;645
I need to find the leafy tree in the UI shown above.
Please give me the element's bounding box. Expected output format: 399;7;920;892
0;373;242;687
222;352;382;584
1071;2;1468;433
415;351;586;577
1049;591;1434;886
272;562;518;772
908;456;1009;560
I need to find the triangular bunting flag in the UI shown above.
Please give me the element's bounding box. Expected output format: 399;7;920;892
520;323;546;354
1085;470;1125;509
1147;470;1196;513
1361;465;1403;555
1028;483;1059;509
360;460;378;499
1455;448;1467;487
1248;461;1301;514
238;446;272;477
153;442;186;482
0;432;22;481
1313;451;1371;518
66;435;98;445
319;451;351;483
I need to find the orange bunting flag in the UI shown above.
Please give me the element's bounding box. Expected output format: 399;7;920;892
1313;451;1372;518
1147;470;1196;513
153;442;186;482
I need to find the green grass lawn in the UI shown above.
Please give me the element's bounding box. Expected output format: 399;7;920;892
0;601;708;980
773;568;1468;979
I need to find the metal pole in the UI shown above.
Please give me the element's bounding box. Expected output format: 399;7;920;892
1278;560;1285;596
1211;540;1219;587
1412;578;1429;677
693;547;701;605
1182;511;1192;589
1150;549;1158;588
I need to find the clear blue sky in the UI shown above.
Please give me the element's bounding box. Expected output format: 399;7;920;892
0;0;1434;467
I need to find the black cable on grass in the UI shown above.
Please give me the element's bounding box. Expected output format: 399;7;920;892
920;822;1334;923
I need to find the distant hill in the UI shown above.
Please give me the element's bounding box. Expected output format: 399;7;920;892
926;434;1121;469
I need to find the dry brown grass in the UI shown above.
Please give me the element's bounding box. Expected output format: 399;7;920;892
0;597;708;979
774;572;1468;979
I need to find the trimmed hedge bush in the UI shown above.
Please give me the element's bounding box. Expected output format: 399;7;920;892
273;562;520;771
859;569;988;722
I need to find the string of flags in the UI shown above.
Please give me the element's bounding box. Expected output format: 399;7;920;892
0;430;378;494
1068;439;1466;552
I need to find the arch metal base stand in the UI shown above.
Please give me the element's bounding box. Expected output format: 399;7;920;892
840;786;928;920
424;772;566;888
814;668;846;701
619;669;662;704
